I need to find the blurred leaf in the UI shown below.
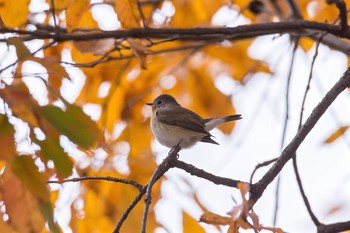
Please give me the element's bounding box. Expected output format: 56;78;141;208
200;212;231;225
0;0;30;27
11;156;49;201
35;135;74;178
0;167;45;232
299;37;315;52
324;125;349;144
66;0;97;32
186;66;237;134
39;201;62;233
0;114;15;161
114;0;141;28
0;213;16;232
32;57;69;79
205;42;271;82
183;212;205;233
43;43;69;102
128;39;148;69
36;104;100;149
0;81;39;127
8;37;31;59
171;0;226;27
73;31;115;55
45;0;71;13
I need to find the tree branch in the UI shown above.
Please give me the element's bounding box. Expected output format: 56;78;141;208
141;145;181;233
250;66;350;201
172;160;249;188
318;220;350;233
47;176;143;191
0;21;345;42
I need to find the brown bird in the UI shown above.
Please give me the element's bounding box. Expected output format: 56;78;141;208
147;94;241;148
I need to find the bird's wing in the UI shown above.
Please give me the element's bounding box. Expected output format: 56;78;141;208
156;106;209;134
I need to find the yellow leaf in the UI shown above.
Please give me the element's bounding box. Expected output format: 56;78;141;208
66;0;97;32
324;125;350;144
45;0;71;12
0;0;30;28
299;37;315;52
114;0;142;28
183;212;205;233
171;0;227;27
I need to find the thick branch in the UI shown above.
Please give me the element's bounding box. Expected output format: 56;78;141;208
318;220;350;233
250;66;350;201
0;21;345;42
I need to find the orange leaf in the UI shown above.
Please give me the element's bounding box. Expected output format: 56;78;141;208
114;0;142;28
66;0;96;32
128;38;148;69
205;42;271;82
0;166;45;232
0;0;30;28
183;212;205;233
11;156;49;201
199;212;231;225
185;66;238;134
171;0;227;27
0;81;39;127
0;115;16;162
324;125;350;144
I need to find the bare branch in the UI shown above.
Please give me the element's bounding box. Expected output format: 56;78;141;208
141;145;181;233
47;176;143;191
0;21;345;42
318;220;350;233
172;160;248;188
250;66;350;202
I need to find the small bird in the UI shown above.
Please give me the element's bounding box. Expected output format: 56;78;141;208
146;94;242;149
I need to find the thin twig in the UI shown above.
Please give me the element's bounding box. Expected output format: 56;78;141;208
273;38;299;226
291;33;327;227
50;0;60;35
47;176;143;191
249;157;278;184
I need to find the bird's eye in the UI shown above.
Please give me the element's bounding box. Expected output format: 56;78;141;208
157;100;162;105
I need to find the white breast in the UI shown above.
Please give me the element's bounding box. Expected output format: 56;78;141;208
150;114;206;148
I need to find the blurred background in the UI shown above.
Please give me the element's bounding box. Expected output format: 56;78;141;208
0;0;350;232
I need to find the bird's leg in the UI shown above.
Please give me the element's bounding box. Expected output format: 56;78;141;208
168;141;182;158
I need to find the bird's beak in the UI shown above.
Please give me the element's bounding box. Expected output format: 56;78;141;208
146;102;153;106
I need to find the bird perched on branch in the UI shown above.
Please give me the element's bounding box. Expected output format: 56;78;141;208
146;94;241;149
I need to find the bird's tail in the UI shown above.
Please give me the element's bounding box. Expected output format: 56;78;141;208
203;114;242;131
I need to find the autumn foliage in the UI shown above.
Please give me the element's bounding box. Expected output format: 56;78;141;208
0;0;350;233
